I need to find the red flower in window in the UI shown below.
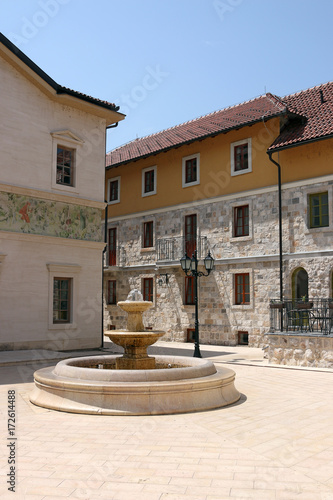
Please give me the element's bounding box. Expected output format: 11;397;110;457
19;202;31;223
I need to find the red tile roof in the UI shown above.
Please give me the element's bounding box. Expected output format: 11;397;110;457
106;93;289;167
268;81;333;151
107;82;333;168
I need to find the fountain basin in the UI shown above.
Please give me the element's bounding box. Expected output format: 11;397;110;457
105;330;165;369
30;354;240;415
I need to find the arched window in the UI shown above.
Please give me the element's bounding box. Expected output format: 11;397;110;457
292;268;308;300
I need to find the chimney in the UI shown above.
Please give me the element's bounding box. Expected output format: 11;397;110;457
319;89;325;104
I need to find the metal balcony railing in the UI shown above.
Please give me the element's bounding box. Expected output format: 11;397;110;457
270;298;333;335
156;236;208;262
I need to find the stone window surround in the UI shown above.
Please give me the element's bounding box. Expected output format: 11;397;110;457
142;165;157;197
107;176;121;205
305;185;332;233
229;199;253;242
230;138;252;177
182;153;200;188
47;263;81;330
140;216;156;251
182;210;200;242
51;130;84;195
141;274;156;305
229;267;254;310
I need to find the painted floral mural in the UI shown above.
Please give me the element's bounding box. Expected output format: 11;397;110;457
0;192;103;242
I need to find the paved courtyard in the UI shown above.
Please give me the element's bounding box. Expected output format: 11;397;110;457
0;340;333;500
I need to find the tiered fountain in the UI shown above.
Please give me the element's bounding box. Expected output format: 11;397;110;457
30;290;240;415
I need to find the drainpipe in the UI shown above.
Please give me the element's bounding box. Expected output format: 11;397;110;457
267;151;284;330
101;122;118;348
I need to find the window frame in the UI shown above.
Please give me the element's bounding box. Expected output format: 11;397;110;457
47;263;81;330
143;220;154;248
184;276;195;305
230;268;253;310
142;166;157;197
142;277;154;302
182;153;200;188
51;130;83;193
107;280;117;305
53;277;72;324
108;227;117;266
309;191;329;229
233;204;250;237
234;273;250;305
107;176;121;205
230;138;252;176
56;146;75;187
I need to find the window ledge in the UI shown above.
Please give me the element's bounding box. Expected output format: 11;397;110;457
230;235;252;243
305;225;331;234
231;304;253;311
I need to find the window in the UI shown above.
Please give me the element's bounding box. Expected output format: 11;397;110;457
142;166;157;197
108;177;120;204
235;273;250;305
230;138;252;176
143;221;154;248
309;192;329;228
108;228;117;266
143;278;153;302
53;278;72;323
47;263;81;331
182;154;200;187
234;205;249;237
57;146;74;186
185;214;197;256
185;276;195;305
108;280;117;305
292;268;308;300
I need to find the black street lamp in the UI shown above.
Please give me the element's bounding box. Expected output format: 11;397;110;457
180;250;214;358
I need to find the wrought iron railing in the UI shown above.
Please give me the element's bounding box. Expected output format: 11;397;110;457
156;236;208;262
270;298;333;335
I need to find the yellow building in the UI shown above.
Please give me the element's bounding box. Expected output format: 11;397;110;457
104;83;333;365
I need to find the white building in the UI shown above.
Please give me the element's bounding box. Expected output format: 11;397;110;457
0;33;124;350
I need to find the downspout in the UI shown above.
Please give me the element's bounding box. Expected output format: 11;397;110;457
267;151;283;304
101;121;119;348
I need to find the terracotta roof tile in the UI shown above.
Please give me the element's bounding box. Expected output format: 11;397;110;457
106;93;288;167
268;81;333;151
106;82;333;167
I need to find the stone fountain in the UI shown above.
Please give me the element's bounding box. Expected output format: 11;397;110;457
107;290;164;370
30;290;240;415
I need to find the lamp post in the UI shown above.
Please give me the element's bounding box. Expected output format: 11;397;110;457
180;250;214;358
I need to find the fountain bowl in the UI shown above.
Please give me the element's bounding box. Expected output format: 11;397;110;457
30;354;240;415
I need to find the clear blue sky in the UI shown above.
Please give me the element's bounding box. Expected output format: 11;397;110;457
2;0;333;152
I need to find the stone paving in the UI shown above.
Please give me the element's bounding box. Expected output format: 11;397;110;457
0;340;333;499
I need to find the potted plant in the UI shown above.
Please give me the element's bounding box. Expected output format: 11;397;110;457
297;296;313;309
270;300;285;310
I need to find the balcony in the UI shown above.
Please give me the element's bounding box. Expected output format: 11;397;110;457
156;236;208;263
270;298;333;335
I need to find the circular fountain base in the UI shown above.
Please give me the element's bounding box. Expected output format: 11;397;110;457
30;354;240;415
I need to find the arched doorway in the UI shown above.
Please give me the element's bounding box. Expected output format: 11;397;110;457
292;268;308;300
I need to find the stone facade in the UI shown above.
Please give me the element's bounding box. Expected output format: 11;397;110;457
104;177;333;347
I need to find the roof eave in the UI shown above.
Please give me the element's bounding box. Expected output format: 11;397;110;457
0;32;122;119
106;111;286;170
268;133;333;153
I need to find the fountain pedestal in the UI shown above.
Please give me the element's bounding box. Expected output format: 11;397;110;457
105;300;165;370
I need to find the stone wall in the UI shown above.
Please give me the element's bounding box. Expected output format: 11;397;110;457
105;178;333;347
264;333;333;368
